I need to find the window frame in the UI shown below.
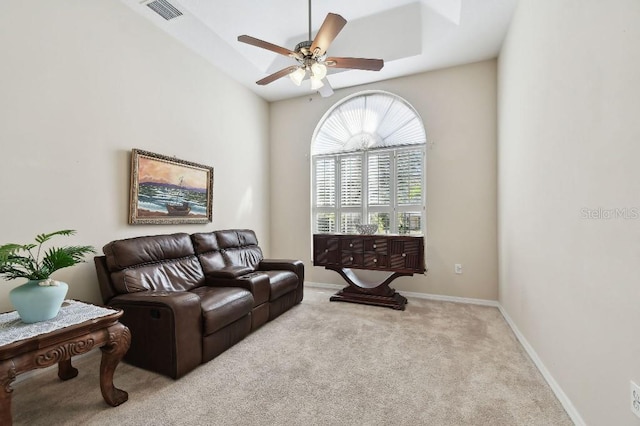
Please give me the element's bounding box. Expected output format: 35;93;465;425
312;144;426;235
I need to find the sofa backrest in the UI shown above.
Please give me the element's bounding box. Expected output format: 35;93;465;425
192;229;264;275
103;233;205;294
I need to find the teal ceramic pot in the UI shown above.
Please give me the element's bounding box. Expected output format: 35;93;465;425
9;280;68;323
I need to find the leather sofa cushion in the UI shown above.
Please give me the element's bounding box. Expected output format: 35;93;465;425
193;230;264;271
110;257;205;294
191;286;253;335
191;232;226;272
191;231;220;252
263;270;298;301
215;229;259;249
103;233;205;294
215;230;263;270
104;233;195;271
222;246;263;270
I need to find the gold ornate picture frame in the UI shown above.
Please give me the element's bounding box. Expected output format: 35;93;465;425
129;149;213;225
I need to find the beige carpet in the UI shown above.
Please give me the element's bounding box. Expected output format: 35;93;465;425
11;287;572;425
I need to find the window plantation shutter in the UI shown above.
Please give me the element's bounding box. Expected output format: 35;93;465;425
315;157;335;207
396;149;423;206
340;212;362;233
312;92;426;156
340;156;362;207
368;152;391;206
316;213;336;233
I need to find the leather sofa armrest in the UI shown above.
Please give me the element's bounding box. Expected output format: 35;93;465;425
94;256;116;304
109;290;201;313
206;265;254;279
107;291;202;379
258;259;305;283
258;259;305;304
205;272;270;306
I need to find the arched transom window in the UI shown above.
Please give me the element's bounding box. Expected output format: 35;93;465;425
311;91;427;235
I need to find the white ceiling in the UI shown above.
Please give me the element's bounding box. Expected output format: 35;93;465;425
121;0;518;102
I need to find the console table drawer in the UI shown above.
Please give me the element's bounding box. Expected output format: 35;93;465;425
363;238;388;253
313;234;424;274
363;252;388;268
389;239;422;271
313;235;340;266
341;252;364;267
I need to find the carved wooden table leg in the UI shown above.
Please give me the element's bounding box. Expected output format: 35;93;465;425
0;360;16;426
57;359;78;381
99;323;131;407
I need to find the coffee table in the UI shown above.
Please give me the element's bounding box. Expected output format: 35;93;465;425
0;300;130;425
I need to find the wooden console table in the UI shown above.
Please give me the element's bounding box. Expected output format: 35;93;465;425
313;233;425;310
0;301;131;425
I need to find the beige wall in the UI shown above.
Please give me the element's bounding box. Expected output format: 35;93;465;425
0;1;270;312
270;60;498;300
9;0;637;423
498;0;640;424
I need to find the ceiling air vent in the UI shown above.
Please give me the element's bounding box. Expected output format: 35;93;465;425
146;0;183;21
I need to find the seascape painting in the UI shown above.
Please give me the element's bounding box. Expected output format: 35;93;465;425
129;149;213;224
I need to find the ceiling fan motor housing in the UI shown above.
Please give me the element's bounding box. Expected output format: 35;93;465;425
294;40;327;71
294;40;313;56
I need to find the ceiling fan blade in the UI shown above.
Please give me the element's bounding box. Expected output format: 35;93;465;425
256;66;300;85
310;13;347;57
238;35;298;58
317;78;334;98
325;57;384;71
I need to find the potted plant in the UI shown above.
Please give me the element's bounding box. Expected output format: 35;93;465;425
0;230;95;323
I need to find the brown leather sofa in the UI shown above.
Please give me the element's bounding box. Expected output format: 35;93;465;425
94;229;304;379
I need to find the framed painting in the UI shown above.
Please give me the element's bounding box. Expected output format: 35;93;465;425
129;149;214;224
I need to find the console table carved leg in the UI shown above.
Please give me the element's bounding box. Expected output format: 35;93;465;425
0;361;16;426
99;323;131;407
328;267;412;310
57;359;78;381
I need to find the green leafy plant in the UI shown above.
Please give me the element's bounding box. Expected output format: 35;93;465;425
0;230;96;281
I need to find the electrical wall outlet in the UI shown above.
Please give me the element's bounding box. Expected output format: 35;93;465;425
631;381;640;419
454;264;463;274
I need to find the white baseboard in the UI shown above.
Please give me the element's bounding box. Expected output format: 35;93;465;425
498;306;585;426
401;289;499;307
305;281;499;307
306;281;583;425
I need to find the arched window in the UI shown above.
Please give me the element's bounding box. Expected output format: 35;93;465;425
311;91;427;235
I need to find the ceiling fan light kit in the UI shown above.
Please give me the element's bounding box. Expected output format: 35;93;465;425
289;67;306;86
238;1;384;97
310;75;324;90
311;62;327;80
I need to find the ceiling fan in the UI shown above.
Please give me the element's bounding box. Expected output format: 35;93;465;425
237;0;384;97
